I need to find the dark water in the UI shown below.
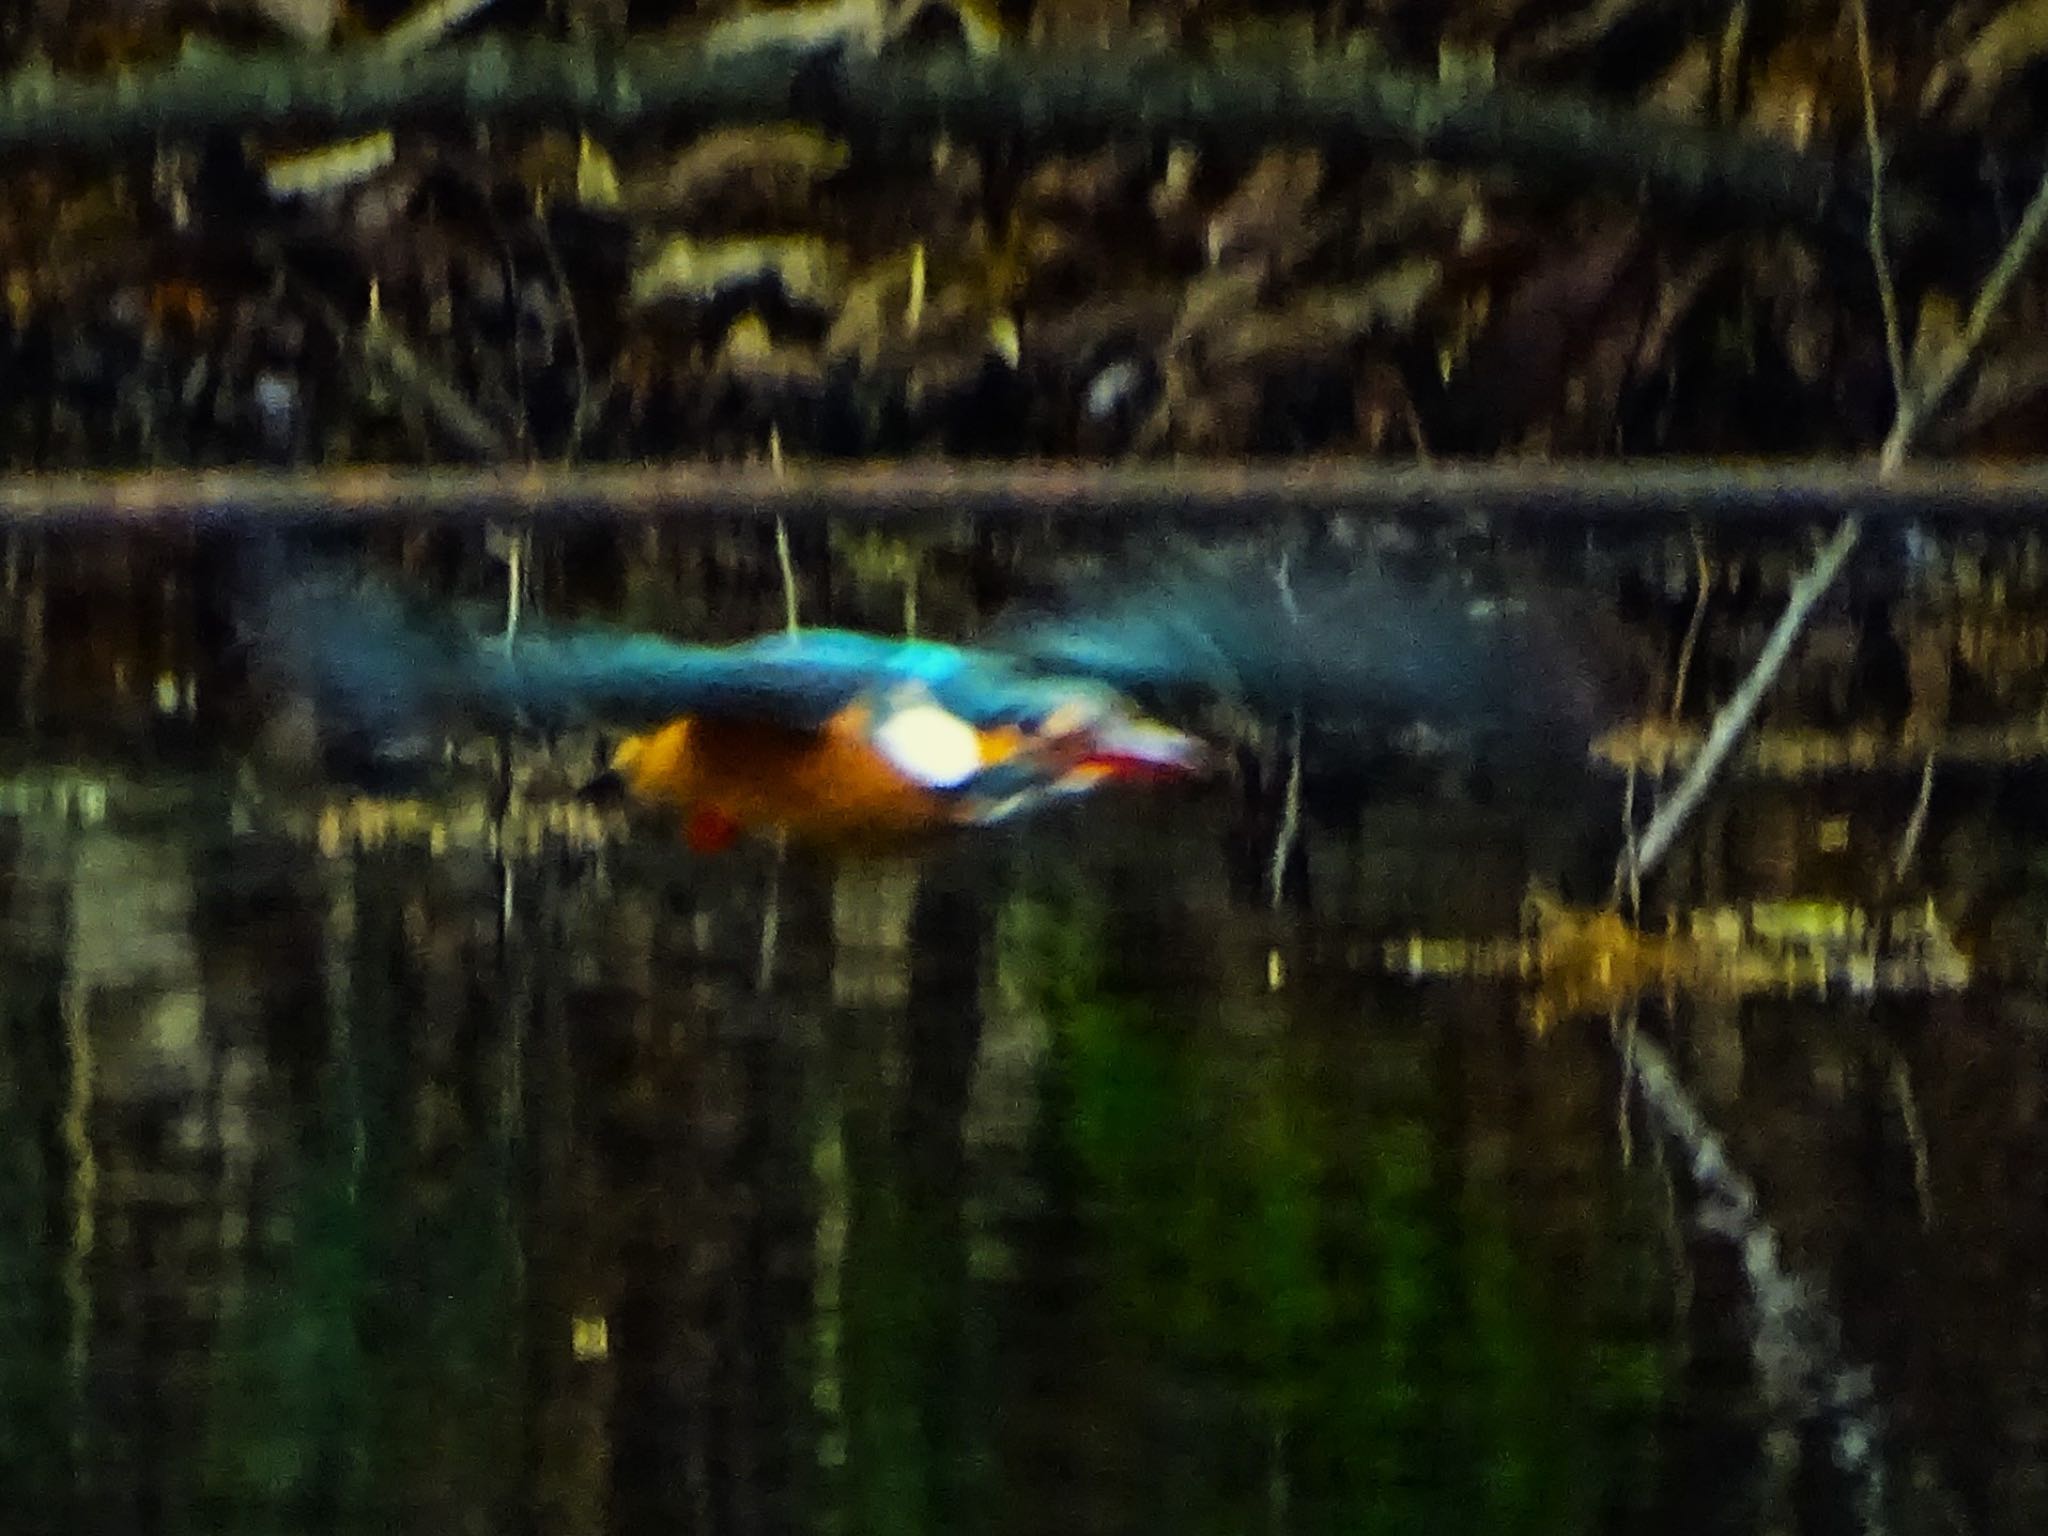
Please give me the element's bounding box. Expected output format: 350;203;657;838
0;532;2044;1536
0;774;1673;1535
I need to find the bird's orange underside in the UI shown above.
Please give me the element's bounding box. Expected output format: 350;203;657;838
610;706;1032;849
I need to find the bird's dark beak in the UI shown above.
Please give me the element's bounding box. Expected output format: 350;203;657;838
1081;718;1214;782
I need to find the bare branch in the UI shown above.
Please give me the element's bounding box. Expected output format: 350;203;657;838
1624;101;2048;882
0;38;1922;245
1627;516;1862;877
16;459;2048;529
1882;163;2048;475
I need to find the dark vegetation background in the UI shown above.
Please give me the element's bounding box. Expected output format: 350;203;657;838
9;7;2048;1536
4;0;2046;469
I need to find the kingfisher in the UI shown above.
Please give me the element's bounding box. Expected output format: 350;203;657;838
238;538;1622;853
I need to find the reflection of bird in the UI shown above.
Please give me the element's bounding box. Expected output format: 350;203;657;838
238;539;1628;852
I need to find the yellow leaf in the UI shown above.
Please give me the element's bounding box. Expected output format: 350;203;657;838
616;125;848;220
701;0;886;58
899;0;1008;53
1908;291;1966;392
576;135;620;208
825;248;925;364
262;132;397;199
1930;0;2048;125
629;236;847;310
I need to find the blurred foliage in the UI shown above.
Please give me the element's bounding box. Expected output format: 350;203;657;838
3;0;2048;466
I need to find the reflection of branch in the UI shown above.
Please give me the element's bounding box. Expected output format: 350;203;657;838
0;38;1921;243
1624;1027;1889;1532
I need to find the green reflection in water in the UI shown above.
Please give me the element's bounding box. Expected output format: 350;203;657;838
191;891;523;1536
1000;878;1672;1536
0;940;72;1531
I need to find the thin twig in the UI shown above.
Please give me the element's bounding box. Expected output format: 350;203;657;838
758;839;785;991
776;520;799;635
1669;531;1713;721
1890;751;1936;885
492;524;528;647
1268;721;1304;914
770;427;799;634
353;300;513;461
535;208;591;465
284;270;513;461
1849;0;1907;399
1269;550;1304;914
1629;0;1893;886
1615;761;1641;914
1614;1005;1637;1166
1886;1049;1934;1228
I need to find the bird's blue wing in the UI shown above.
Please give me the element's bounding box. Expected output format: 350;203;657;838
237;547;1088;752
242;553;861;739
990;549;1633;741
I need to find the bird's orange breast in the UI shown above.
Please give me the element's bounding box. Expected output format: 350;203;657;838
609;705;1014;849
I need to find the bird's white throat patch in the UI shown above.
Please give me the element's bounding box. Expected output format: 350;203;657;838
871;701;983;789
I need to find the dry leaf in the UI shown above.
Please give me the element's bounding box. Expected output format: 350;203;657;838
1169;264;1266;350
629;236;848;311
825;247;925;365
242;0;339;43
1926;0;2048;125
1022;289;1184;372
1205;263;1444;373
1743;36;1843;148
262;134;398;200
906;314;1017;407
714;312;826;394
1148;143;1204;251
1016;148;1140;222
1454;218;1645;438
1205;148;1324;267
616;126;849;222
576;135;621;209
701;0;888;57
377;0;499;55
1354;360;1425;454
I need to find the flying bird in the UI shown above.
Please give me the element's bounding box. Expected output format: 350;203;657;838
237;538;1627;852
